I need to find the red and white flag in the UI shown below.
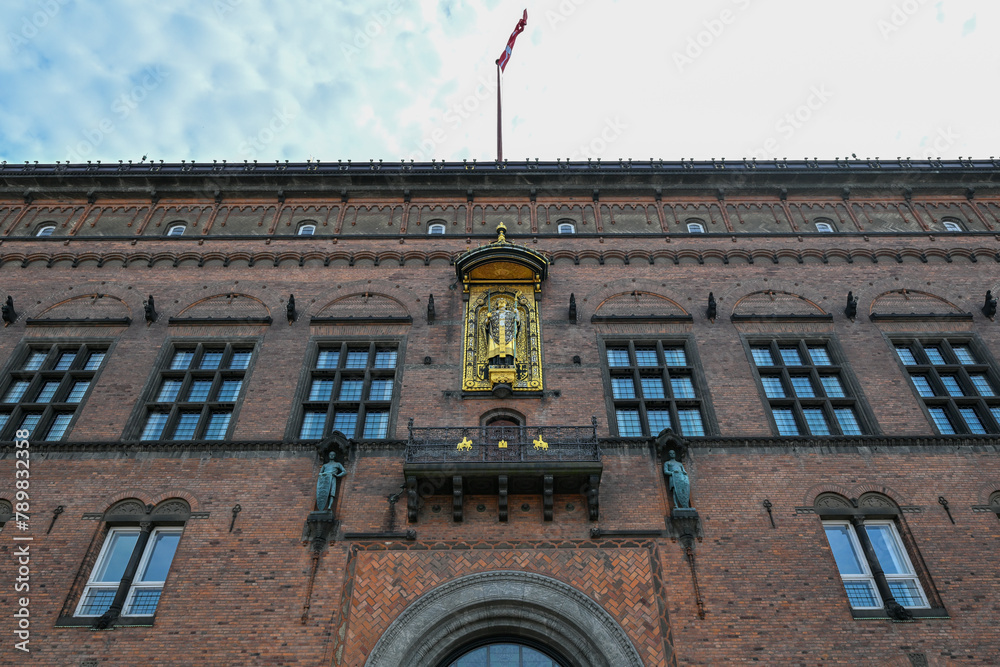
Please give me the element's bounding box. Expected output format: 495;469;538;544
497;9;527;72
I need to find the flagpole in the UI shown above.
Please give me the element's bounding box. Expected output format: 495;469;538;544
496;60;503;162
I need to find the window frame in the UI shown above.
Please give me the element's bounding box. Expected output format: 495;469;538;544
745;336;876;437
296;222;317;236
814;221;836;233
290;337;404;441
942;220;963;232
890;336;1000;434
686;221;706;233
427;223;447;235
556;222;576;234
599;337;715;438
822;519;930;612
166;223;186;237
129;340;257;441
75;526;182;619
0;340;110;441
36;223;56;237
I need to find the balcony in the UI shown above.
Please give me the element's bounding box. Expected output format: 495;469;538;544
403;420;603;523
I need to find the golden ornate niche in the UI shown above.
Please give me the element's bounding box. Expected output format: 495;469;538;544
455;224;548;397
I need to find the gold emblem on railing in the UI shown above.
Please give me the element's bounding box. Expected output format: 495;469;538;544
498;439;508;449
532;436;548;451
457;437;473;451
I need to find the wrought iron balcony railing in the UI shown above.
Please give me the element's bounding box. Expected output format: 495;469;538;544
405;418;600;465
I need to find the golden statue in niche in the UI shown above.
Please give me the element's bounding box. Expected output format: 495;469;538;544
455;224;547;397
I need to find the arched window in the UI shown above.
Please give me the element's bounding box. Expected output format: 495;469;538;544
942;220;963;232
557;222;576;234
36;224;56;237
815;221;836;233
297;222;316;236
686;221;705;233
443;641;566;667
427;223;447;235
166;223;186;237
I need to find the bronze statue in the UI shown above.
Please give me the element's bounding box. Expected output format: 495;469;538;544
485;298;520;367
315;454;347;511
663;450;690;508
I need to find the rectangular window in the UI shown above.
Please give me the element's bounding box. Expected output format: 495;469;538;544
296;341;400;440
893;338;1000;434
0;342;108;441
603;339;711;437
76;527;181;618
137;342;253;441
823;520;928;611
750;339;871;436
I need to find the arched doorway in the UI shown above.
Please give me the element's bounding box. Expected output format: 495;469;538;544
364;571;644;667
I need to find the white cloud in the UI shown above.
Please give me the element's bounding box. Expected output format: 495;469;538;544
1;0;998;163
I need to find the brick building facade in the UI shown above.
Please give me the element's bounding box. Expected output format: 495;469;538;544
0;158;999;666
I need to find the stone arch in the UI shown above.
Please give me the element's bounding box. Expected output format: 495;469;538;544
869;289;963;316
479;407;526;427
176;293;270;319
365;570;644;667
35;293;132;320
731;290;826;317
594;291;688;318
315;292;410;318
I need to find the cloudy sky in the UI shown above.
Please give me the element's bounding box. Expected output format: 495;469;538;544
1;0;996;165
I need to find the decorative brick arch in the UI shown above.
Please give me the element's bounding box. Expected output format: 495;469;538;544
365;570;644;667
35;293;132;320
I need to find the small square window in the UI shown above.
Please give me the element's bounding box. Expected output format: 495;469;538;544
808;346;833;366
670;376;696;399
217;380;243;402
616;409;642;437
958;407;987;434
300;412;326;439
368;379;394;401
611;377;636;399
820;375;846;398
606;349;630;367
952;345;975;365
834;408;863;435
19;413;42;437
309;379;335;401
3;381;29;403
170;351;194;370
199;351;224;370
927;407;955;434
662;348;687;366
36;381;60;403
374;349;397;368
772;408;799;436
54;351;77;371
363;411;389;438
911;376;934;397
751;347;775;366
641;377;666;399
84;352;106;370
229;351;252;370
779;347;803;366
803;408;830;435
157;380;182;403
924;347;946;365
339;380;363;401
761;377;786;398
332;411;357;438
345;351;368;369
970;375;995;396
67;381;90;403
939;375;963;397
790;376;815;398
647;409;671;434
171;413;200;440
203;412;231;440
23;351;46;371
895;347;917;365
141;413;169;440
635;349;659;366
317;350;340;369
186;380;213;402
45;413;73;440
677;409;705;436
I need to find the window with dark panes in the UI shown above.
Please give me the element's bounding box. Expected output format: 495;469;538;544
893;338;1000;434
602;340;709;437
297;342;399;440
0;343;108;441
137;342;253;441
748;339;871;436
